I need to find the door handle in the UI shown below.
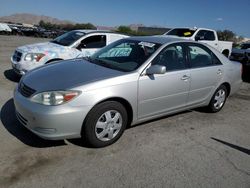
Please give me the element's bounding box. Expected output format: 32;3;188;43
181;75;190;81
217;69;222;75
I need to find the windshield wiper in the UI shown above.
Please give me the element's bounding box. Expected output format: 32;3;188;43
81;56;95;63
93;58;112;68
50;40;62;45
83;57;125;72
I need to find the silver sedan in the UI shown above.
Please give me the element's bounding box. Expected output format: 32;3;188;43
14;36;242;147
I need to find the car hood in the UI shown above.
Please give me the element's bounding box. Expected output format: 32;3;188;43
22;59;125;92
16;42;67;53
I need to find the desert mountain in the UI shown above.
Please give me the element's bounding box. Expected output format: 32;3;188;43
0;13;73;25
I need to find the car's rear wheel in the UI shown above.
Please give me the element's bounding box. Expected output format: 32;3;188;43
207;85;228;113
83;101;128;147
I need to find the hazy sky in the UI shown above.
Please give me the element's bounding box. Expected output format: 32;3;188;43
1;0;250;37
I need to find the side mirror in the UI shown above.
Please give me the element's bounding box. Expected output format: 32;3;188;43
76;42;86;51
195;36;204;41
146;65;166;75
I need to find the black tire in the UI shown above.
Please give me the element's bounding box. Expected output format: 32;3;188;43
222;51;229;58
83;101;128;148
207;85;228;113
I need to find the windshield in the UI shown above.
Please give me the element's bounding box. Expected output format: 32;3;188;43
166;28;197;37
90;39;161;72
51;31;85;46
239;43;250;49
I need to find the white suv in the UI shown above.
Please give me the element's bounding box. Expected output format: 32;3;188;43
11;30;128;75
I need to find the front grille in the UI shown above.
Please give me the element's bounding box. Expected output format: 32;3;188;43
16;111;28;125
12;50;22;62
18;82;36;98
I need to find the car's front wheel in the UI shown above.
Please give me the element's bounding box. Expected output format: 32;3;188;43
83;101;128;147
207;85;228;113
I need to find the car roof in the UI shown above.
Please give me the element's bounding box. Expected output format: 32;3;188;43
128;35;186;45
169;27;214;31
74;29;124;35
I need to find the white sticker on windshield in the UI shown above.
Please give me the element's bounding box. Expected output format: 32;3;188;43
139;42;155;48
76;32;85;36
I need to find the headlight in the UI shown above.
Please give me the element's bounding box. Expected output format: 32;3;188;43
31;91;81;106
24;53;45;62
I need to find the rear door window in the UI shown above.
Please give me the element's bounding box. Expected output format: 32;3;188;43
187;43;222;68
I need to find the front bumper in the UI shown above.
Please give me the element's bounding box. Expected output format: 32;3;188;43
11;57;27;76
13;87;93;140
11;56;46;76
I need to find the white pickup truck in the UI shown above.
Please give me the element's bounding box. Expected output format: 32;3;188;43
165;28;233;57
11;30;128;75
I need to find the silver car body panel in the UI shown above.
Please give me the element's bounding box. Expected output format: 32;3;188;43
14;36;242;140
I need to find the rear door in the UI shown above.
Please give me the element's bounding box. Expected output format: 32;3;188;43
138;43;190;119
185;43;223;106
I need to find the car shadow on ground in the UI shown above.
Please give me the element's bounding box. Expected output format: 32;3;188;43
4;69;21;83
126;110;193;129
0;98;66;148
211;137;250;155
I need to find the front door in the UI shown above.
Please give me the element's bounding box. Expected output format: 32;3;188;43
79;35;107;57
138;44;190;119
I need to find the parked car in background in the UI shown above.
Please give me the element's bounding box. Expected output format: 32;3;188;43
230;42;250;65
9;25;23;36
14;36;242;147
165;27;233;57
0;23;12;34
11;30;128;75
19;27;40;37
35;28;58;38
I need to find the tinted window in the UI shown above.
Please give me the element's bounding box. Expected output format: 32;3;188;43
240;43;250;49
196;30;215;41
166;28;196;37
188;44;221;68
152;44;186;71
205;31;216;41
80;35;106;49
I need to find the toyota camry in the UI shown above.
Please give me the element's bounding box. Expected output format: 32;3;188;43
14;36;242;147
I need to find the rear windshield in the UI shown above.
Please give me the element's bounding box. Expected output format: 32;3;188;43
166;28;197;37
51;31;85;46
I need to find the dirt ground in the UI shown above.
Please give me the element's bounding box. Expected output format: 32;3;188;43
0;35;249;188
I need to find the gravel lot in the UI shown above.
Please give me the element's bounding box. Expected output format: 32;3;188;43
0;35;249;188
